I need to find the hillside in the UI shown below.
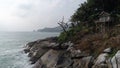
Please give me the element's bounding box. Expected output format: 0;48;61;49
24;0;120;68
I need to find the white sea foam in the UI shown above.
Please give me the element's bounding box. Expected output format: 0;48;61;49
0;32;59;68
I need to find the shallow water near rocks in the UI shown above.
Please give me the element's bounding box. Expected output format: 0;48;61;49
0;32;59;68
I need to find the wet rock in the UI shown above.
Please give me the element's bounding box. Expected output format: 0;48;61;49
24;41;37;53
24;48;30;53
29;48;48;64
24;37;58;64
27;41;37;47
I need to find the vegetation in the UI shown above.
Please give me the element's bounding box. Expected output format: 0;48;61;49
71;0;120;23
58;0;120;55
58;0;120;41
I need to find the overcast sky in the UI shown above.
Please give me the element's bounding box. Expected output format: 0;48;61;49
0;0;86;31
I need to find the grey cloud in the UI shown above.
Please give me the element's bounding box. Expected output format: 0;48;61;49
19;4;33;10
0;0;86;31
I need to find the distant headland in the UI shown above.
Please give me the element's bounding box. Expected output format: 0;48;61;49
37;26;62;32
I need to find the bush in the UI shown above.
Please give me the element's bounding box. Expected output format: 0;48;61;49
58;32;68;43
58;25;83;42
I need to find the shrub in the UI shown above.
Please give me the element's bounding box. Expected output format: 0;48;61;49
58;32;68;43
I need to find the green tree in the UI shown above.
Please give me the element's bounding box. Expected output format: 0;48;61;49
71;0;120;23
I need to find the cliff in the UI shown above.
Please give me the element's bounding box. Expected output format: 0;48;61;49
24;37;120;68
23;0;120;67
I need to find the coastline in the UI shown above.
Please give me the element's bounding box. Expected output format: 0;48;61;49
24;36;120;68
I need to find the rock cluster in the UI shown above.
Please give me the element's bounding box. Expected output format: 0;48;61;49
24;37;120;68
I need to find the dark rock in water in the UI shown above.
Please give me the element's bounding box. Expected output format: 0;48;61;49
24;48;30;53
24;37;58;64
29;48;48;64
24;41;37;53
27;41;37;47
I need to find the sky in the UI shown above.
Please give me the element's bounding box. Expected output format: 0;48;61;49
0;0;86;31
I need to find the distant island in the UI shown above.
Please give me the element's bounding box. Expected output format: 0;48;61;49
37;26;62;32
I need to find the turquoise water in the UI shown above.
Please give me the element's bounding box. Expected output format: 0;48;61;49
0;32;59;68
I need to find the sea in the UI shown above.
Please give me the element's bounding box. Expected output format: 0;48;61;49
0;32;59;68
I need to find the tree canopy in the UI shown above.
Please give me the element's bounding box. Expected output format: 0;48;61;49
71;0;120;23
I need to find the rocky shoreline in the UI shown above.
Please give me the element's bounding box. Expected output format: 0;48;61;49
24;37;120;68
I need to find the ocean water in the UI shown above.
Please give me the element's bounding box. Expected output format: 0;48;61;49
0;32;59;68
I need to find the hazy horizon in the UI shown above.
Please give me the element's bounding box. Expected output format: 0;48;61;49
0;0;86;32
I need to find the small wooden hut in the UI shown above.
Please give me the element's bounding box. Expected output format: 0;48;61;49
95;11;111;33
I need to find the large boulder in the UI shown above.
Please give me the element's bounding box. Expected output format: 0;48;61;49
72;56;93;68
92;53;109;68
111;50;120;68
33;59;47;68
24;41;37;53
29;48;48;64
55;52;73;68
40;49;61;68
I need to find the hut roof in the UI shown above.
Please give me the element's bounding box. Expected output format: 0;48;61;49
99;11;110;17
